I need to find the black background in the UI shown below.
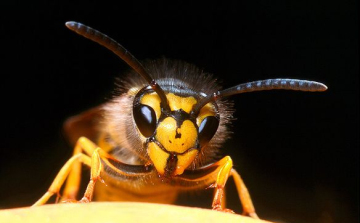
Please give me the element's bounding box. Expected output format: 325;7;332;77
0;1;358;223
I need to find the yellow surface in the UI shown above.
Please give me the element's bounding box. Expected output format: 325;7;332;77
0;202;272;223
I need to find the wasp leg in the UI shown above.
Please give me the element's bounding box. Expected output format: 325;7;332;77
61;137;96;200
176;156;258;218
65;148;103;203
210;156;235;213
32;153;92;206
231;168;258;218
62;137;112;200
33;136;112;206
211;156;258;217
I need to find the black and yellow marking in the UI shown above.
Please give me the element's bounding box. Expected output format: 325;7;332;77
137;91;218;176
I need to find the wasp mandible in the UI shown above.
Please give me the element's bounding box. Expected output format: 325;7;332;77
33;21;327;219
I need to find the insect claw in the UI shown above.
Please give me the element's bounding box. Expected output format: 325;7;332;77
60;194;92;204
54;192;61;203
245;212;260;219
99;177;107;187
206;183;216;189
212;205;235;213
61;199;78;204
79;197;90;203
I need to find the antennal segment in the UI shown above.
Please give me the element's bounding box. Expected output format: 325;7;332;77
65;21;169;110
192;78;327;115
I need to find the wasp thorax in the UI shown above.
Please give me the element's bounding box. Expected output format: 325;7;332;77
133;87;219;177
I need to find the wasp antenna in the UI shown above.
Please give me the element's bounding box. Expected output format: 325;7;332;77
220;79;327;97
192;79;327;115
65;21;169;110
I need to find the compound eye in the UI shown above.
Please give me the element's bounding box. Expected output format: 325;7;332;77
198;116;219;147
133;104;157;137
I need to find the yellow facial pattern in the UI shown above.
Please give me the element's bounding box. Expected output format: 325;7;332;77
140;91;216;176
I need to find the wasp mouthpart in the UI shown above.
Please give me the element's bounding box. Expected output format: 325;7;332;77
148;142;199;177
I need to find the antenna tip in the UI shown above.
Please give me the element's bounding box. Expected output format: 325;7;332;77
65;21;79;30
317;82;328;91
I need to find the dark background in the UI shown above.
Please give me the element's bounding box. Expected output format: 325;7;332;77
0;1;358;223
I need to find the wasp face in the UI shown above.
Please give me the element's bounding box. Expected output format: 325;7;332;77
133;87;219;177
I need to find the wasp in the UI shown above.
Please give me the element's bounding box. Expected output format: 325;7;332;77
33;21;327;219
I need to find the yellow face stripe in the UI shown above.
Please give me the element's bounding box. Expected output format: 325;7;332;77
140;93;161;119
139;92;216;140
155;117;197;153
196;102;216;126
167;93;197;113
174;149;198;175
139;93;198;119
147;142;168;175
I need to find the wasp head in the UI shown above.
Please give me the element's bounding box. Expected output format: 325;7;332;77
133;87;219;177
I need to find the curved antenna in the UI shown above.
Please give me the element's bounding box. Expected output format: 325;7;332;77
65;21;169;110
192;78;327;115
